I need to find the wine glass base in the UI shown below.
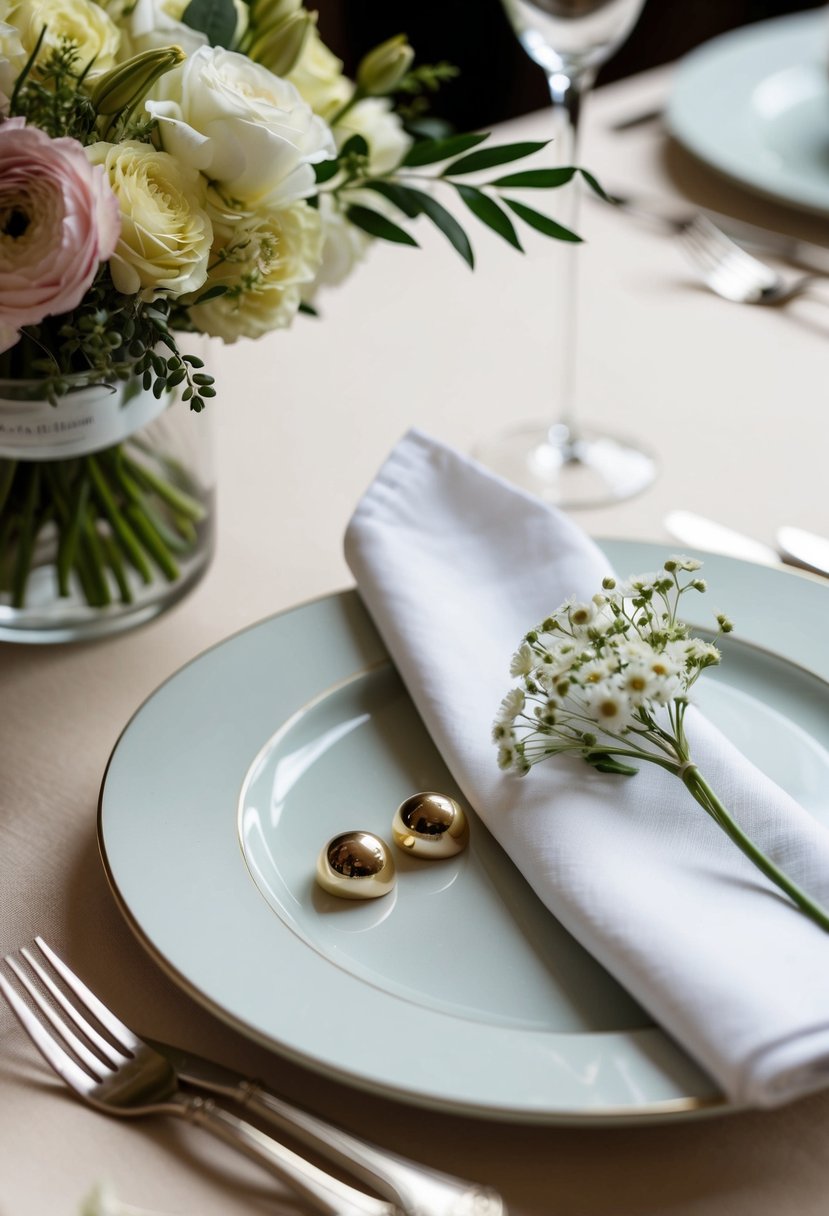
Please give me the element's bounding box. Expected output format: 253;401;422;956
473;422;657;510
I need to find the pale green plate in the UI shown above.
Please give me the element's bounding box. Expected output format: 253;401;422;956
98;542;829;1123
667;10;829;217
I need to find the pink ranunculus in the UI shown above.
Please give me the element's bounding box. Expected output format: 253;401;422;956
0;117;121;353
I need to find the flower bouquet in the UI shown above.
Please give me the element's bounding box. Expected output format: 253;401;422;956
0;0;595;641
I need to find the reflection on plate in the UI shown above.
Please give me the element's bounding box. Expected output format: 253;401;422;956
98;542;829;1123
667;11;829;216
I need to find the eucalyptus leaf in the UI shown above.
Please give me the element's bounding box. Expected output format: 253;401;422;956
488;167;576;189
401;188;474;267
362;181;424;219
503;198;582;243
181;0;237;47
579;168;610;200
441;141;549;177
402;132;489;168
346;204;419;246
455;184;522;251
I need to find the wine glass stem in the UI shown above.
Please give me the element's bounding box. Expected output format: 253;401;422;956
546;68;594;457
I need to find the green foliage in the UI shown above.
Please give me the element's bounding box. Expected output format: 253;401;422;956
9;38;97;141
0;273;215;412
318;132;597;271
181;0;239;47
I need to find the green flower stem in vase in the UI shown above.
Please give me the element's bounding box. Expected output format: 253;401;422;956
0;371;214;643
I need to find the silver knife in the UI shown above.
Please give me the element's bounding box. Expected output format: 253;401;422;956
777;526;829;578
600;191;829;276
665;510;780;567
147;1039;505;1216
665;511;829;580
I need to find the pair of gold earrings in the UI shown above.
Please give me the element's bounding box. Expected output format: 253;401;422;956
315;791;469;901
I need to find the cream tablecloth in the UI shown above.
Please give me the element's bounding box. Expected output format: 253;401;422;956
2;63;829;1216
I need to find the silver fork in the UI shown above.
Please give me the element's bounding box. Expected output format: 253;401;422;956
4;939;505;1216
0;942;397;1216
678;216;822;305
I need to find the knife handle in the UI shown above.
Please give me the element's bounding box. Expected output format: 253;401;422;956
182;1093;395;1216
240;1083;504;1216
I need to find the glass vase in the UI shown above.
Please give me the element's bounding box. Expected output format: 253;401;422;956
0;370;215;643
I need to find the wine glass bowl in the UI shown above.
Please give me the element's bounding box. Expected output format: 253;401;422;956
504;0;648;79
476;0;654;508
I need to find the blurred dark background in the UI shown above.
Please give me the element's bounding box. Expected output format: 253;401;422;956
311;1;826;128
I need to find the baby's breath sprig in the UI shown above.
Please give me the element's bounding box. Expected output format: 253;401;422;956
494;556;829;933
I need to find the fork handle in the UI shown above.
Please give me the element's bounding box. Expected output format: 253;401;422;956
242;1085;504;1216
175;1093;396;1216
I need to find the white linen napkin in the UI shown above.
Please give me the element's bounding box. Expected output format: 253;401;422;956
344;429;829;1108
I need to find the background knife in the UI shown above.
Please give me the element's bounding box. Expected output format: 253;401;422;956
664;510;781;567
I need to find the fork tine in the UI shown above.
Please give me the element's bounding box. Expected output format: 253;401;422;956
35;937;139;1054
0;970;96;1096
20;947;127;1068
5;954;111;1080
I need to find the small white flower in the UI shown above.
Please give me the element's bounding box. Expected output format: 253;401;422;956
509;641;535;677
584;682;637;733
683;638;721;669
495;687;525;724
665;554;703;572
573;654;615;686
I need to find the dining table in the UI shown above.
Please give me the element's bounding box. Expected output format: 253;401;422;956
2;33;829;1216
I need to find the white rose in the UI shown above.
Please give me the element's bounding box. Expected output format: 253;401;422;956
335;96;412;176
87;140;212;297
189;199;323;341
6;0;121;71
286;25;350;121
116;0;247;57
145;46;335;210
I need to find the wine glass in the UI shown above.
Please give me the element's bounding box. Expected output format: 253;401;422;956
475;0;655;509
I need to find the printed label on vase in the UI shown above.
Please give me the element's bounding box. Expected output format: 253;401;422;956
0;381;170;461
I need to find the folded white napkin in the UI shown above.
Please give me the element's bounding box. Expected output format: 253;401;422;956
344;429;829;1108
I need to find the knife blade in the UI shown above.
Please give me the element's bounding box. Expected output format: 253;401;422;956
664;510;780;567
147;1039;505;1216
777;526;829;578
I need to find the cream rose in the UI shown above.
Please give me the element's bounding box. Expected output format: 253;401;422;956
6;0;121;72
145;46;335;210
189;200;322;341
0;11;26;102
87;140;212;298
